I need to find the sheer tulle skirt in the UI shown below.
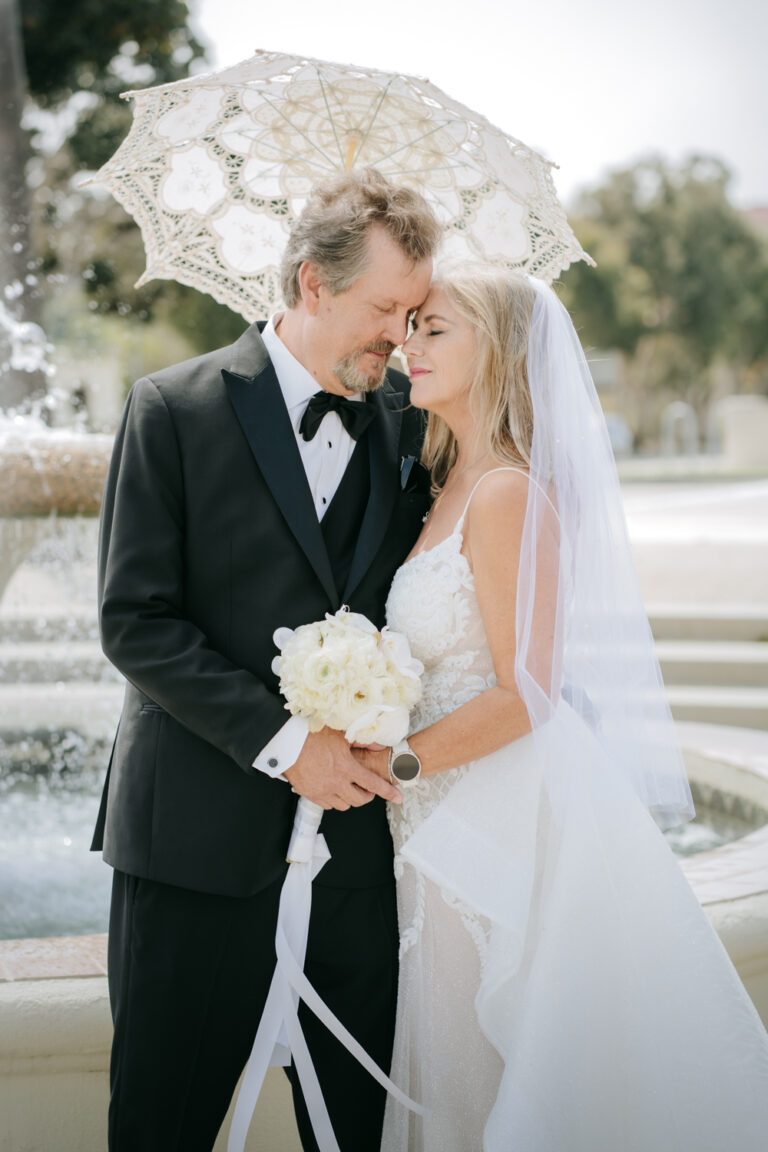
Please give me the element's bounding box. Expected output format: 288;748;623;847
384;711;768;1152
382;870;503;1151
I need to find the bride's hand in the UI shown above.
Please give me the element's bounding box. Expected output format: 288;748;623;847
351;745;390;782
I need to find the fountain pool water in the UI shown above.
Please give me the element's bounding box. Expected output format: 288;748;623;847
0;731;113;940
666;777;768;856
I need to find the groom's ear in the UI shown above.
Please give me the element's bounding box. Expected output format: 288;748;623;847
298;261;324;316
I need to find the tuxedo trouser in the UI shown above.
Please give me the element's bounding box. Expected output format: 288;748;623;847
107;869;398;1152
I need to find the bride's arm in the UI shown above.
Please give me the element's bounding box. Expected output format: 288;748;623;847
356;469;558;780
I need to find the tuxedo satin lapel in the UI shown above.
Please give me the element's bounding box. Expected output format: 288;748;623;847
343;384;403;601
223;363;338;605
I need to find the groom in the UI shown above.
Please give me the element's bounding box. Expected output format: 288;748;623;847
92;168;439;1151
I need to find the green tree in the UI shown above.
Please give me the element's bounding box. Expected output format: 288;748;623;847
560;156;768;441
0;0;45;408
2;0;208;410
13;0;243;405
22;0;206;168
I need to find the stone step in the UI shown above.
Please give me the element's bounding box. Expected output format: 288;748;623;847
0;642;118;685
647;604;768;642
0;613;99;644
2;603;766;642
665;685;768;730
0;682;124;740
656;640;768;687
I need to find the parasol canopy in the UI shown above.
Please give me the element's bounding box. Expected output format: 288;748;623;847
90;50;592;320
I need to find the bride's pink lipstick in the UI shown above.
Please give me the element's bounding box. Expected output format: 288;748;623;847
409;367;430;378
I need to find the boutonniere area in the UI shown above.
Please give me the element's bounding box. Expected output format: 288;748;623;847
400;455;431;496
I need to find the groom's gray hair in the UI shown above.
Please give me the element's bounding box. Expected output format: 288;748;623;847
280;167;441;307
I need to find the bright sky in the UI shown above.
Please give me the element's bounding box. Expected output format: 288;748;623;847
190;0;766;209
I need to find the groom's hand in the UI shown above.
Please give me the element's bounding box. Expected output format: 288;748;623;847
284;728;402;811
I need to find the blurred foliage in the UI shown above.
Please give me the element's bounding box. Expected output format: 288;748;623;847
559;156;768;437
21;0;246;358
22;0;205;167
23;0;203;99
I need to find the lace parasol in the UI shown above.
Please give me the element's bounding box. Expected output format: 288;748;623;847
88;50;593;320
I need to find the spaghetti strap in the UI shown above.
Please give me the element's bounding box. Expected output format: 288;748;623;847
454;466;558;533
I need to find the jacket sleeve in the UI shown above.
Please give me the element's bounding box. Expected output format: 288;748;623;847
98;375;288;772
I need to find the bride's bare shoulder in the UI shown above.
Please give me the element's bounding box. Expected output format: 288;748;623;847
466;468;530;525
461;470;530;573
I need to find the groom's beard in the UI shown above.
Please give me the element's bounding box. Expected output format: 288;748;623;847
333;339;396;394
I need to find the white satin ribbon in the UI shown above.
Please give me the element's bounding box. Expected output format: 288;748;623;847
227;798;427;1152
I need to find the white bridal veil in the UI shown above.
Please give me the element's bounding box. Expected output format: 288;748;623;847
519;277;694;829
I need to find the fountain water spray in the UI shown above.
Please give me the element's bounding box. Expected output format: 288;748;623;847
1;292;117;942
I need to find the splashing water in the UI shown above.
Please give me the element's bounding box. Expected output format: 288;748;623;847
0;299;55;381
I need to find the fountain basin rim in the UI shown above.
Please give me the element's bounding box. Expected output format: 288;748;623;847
678;721;768;925
0;432;113;517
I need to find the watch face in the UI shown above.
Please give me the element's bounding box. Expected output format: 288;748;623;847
392;751;420;782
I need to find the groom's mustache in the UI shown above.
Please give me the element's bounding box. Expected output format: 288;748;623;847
359;339;396;358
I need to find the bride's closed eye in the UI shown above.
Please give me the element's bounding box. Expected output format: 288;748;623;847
411;320;444;337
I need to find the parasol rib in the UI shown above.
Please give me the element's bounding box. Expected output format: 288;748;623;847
315;70;349;169
348;76;398;161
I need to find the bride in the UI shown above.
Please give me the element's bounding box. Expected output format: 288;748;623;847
353;267;768;1151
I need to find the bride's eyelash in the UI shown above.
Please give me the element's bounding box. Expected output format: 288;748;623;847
428;329;444;337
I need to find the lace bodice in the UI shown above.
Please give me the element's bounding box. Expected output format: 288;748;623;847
384;481;508;960
386;464;553;754
386;529;496;735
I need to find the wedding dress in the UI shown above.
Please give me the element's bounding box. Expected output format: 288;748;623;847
382;468;768;1152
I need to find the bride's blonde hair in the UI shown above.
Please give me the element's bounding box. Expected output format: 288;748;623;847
420;267;537;493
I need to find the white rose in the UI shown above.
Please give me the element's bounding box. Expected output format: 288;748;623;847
346;704;410;746
273;626;295;651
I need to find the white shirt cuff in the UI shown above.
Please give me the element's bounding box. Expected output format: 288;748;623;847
252;715;309;779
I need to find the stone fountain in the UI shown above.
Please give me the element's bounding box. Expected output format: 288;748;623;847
0;421;111;593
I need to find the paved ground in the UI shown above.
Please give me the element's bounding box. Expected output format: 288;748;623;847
622;479;768;604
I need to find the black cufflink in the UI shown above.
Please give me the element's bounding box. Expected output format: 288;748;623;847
268;757;278;768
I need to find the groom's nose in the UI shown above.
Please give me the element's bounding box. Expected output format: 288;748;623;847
380;309;409;348
402;330;420;356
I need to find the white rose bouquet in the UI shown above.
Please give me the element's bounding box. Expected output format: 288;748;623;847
273;606;423;748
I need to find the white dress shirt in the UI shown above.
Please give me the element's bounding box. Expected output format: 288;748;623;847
252;315;363;779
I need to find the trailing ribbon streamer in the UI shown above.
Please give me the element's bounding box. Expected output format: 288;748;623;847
227;798;427;1152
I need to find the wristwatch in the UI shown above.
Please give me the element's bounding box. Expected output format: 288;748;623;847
388;739;422;787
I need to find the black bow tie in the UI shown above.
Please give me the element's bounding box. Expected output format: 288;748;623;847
299;391;377;442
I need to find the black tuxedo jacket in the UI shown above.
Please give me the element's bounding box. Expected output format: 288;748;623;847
92;321;430;897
